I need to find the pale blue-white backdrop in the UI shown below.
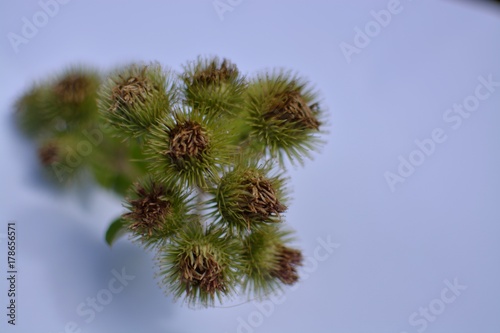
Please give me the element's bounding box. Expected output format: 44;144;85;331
0;1;499;332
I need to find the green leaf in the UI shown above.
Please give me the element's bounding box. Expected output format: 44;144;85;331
105;217;128;247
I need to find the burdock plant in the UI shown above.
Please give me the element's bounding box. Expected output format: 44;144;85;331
16;56;326;307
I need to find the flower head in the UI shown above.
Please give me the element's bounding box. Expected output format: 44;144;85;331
157;224;242;307
123;177;191;247
243;69;325;165
49;68;101;127
147;108;234;189
212;164;288;234
99;63;177;138
16;67;100;136
182;56;247;118
240;225;302;297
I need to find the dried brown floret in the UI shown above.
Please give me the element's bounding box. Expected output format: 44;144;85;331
270;245;303;285
179;250;226;296
110;69;153;111
167;121;209;162
191;59;237;86
266;90;320;130
124;182;172;237
239;172;287;222
38;142;60;165
54;74;91;104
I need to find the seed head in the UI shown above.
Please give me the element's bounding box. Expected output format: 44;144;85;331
215;167;288;233
157;224;242;306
